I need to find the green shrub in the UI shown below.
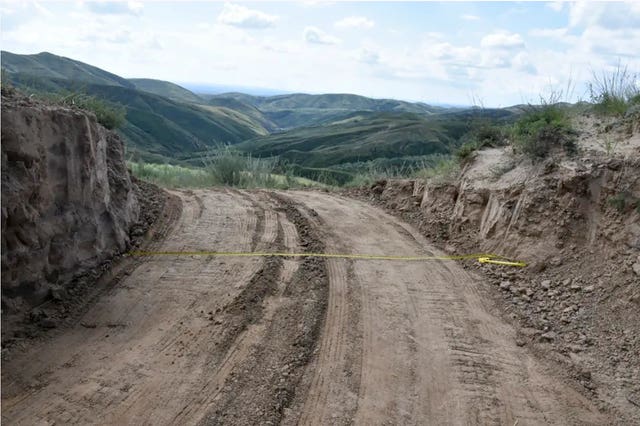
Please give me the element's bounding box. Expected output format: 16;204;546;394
511;105;576;160
202;145;283;188
608;192;640;213
588;63;640;116
455;121;507;163
1;68;12;90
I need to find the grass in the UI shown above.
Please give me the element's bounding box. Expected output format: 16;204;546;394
129;161;213;188
456;122;507;163
35;90;126;129
588;62;640;116
608;192;640;214
129;146;327;189
413;155;460;184
202;145;281;188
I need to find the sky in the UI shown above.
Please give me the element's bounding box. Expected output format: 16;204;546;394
1;1;639;106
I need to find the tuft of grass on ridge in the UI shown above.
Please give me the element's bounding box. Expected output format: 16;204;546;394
588;62;640;116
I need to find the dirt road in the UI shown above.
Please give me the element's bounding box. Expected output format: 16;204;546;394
2;189;609;425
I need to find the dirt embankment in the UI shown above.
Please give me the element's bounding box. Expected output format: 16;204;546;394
351;135;640;421
1;89;146;342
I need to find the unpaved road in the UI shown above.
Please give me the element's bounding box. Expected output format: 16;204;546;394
2;189;609;425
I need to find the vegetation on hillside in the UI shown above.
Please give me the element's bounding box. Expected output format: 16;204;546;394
36;90;126;129
588;62;640;116
5;50;637;190
511;104;577;160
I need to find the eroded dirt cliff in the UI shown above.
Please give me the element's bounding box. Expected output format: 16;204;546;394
351;126;640;422
1;89;140;328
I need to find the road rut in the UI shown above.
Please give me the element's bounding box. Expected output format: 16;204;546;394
1;189;608;425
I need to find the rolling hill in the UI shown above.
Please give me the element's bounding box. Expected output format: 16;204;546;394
1;51;134;89
205;92;448;129
2;50;503;172
232;111;474;168
1;51;271;160
128;78;203;103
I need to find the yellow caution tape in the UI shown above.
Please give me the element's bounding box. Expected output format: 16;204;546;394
128;251;526;267
478;257;527;267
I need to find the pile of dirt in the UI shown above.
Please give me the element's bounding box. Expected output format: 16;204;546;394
1;88;164;347
348;123;640;421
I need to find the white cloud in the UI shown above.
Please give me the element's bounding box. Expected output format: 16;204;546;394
461;14;480;21
529;28;568;39
304;27;340;45
480;31;525;49
335;16;375;29
513;52;537;75
569;2;640;30
217;3;278;29
546;2;564;12
85;1;143;16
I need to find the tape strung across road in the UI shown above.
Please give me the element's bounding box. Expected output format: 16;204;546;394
128;251;527;267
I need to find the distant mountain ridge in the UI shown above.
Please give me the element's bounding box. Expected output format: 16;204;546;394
1;50;497;169
1;51;134;89
128;78;203;103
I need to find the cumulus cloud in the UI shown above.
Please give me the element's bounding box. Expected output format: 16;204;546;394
461;14;480;21
480;31;525;49
86;1;143;16
304;26;340;45
335;16;375;29
217;3;278;29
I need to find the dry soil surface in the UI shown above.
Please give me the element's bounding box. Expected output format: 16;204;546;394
1;189;611;425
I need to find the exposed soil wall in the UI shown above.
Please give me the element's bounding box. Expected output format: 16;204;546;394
351;149;640;421
1;89;139;314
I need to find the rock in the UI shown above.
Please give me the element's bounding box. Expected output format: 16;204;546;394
50;287;67;301
550;257;563;267
500;281;512;291
632;263;640;276
583;285;595;293
541;280;551;290
40;318;57;329
540;331;557;342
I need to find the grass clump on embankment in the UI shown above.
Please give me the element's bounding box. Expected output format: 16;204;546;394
510;104;576;160
588;62;640;117
36;90;126;129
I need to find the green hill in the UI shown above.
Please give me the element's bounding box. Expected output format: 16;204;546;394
231;111;472;168
2;50;508;175
128;78;203;103
1;51;270;161
1;51;134;89
205;92;447;129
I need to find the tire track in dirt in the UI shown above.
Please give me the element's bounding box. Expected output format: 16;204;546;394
1;188;611;425
285;201;363;426
0;189;284;425
200;193;329;425
285;191;609;425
